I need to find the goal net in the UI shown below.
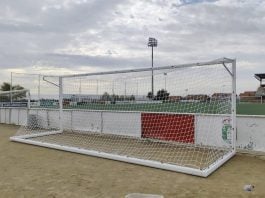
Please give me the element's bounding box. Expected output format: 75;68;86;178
0;89;29;125
10;58;236;177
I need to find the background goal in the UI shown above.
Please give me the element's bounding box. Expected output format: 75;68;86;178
10;58;236;177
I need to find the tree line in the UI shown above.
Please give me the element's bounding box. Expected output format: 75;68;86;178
147;89;170;101
100;89;170;102
101;92;135;102
0;82;26;101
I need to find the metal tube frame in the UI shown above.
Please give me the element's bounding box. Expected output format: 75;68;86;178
60;57;234;78
231;60;237;151
10;58;237;177
9;136;236;177
151;46;154;97
59;76;63;132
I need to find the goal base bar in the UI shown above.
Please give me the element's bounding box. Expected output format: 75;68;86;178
10;135;235;177
11;130;62;139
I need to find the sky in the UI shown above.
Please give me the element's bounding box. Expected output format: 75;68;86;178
0;0;265;94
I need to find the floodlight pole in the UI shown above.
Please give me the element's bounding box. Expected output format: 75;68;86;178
10;72;13;103
96;80;99;96
148;37;158;98
124;81;127;97
79;78;82;102
136;81;139;96
38;74;41;101
151;46;154;97
164;72;167;90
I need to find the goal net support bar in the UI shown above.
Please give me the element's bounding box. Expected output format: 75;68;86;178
10;135;235;177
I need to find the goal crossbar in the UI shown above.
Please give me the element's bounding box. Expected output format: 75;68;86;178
61;57;234;78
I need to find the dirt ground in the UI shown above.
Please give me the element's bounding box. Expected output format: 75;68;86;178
0;124;265;198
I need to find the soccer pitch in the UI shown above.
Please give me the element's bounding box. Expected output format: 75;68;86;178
62;102;265;115
64;102;226;114
237;103;265;115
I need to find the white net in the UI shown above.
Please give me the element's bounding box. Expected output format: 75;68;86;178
10;75;60;136
0;89;29;125
11;59;236;177
11;73;59;101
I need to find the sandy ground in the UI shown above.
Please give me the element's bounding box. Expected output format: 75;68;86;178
0;124;265;198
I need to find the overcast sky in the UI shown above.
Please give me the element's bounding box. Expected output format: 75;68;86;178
0;0;264;93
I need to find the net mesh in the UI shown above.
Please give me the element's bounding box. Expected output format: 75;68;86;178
11;61;234;172
0;90;29;125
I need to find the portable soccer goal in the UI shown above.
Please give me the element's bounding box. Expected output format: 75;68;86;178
9;58;236;177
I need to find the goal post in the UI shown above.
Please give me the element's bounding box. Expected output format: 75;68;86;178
10;58;236;177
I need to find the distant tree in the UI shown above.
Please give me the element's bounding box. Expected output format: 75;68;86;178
0;82;24;92
112;94;119;101
0;82;11;91
147;91;153;99
101;92;111;101
129;95;135;101
119;95;125;101
0;82;26;101
154;89;170;101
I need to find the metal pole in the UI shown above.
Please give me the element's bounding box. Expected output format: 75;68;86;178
151;46;154;97
96;80;99;96
231;60;237;151
59;77;63;132
164;73;167;90
38;74;41;101
125;81;127;97
27;90;31;125
136;81;138;96
27;91;31;109
62;58;233;78
112;81;114;95
10;72;13;103
79;78;81;102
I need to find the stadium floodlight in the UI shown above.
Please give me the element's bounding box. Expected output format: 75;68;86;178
148;37;158;47
148;37;158;97
10;58;236;177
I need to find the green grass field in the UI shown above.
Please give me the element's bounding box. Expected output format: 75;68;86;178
64;102;225;114
237;103;265;115
62;102;265;115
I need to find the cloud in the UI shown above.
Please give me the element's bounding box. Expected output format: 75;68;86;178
0;0;264;94
172;0;218;8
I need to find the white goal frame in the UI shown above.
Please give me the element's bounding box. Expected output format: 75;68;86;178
10;57;236;177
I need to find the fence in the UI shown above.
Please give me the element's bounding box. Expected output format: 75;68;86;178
239;96;264;104
1;107;265;153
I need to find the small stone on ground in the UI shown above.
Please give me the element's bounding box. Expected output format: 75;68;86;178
125;193;164;198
